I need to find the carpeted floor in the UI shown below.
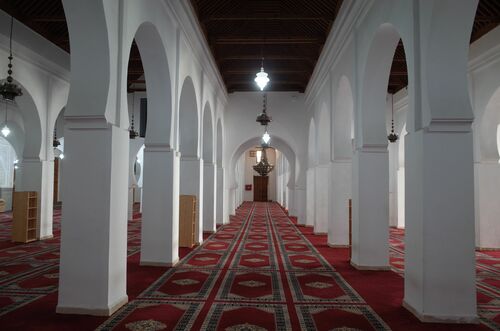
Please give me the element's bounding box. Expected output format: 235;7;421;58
0;202;498;330
388;227;500;330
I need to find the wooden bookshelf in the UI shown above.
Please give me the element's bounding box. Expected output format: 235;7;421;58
12;191;38;243
179;195;196;248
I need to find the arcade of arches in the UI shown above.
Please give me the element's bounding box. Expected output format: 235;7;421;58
0;1;499;330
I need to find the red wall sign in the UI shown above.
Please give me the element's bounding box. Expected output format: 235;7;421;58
245;184;252;191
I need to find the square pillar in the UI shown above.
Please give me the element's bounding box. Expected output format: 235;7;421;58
57;121;129;316
351;147;390;270
286;185;294;215
203;162;216;232
474;162;500;249
314;165;329;234
328;160;351;246
293;187;306;224
397;167;405;229
180;157;203;244
141;147;180;266
306;168;315;227
404;130;477;323
127;187;134;220
216;167;224;224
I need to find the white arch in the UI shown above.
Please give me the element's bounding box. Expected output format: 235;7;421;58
316;103;330;165
229;135;297;190
202;102;214;162
9;80;42;160
134;22;173;147
333;75;354;160
216;118;224;166
479;86;500;162
307;118;317;168
359;23;402;147
178;76;199;157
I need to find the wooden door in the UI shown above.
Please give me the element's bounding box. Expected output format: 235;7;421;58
253;176;268;202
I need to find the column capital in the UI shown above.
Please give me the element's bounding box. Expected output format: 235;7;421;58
355;145;388;154
144;144;173;153
65;115;110;130
425;119;473;133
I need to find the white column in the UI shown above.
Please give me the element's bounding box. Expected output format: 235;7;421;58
404;130;477;322
306;168;315;226
127;187;134;220
141;147;180;266
396;167;405;229
228;187;236;215
278;157;285;206
15;158;54;240
351;147;390;270
475;162;500;249
224;186;232;223
58;121;128;316
314;164;329;234
203;162;216;233
294;187;306;224
180;157;203;244
328;160;351;246
216;166;224;224
388;142;398;227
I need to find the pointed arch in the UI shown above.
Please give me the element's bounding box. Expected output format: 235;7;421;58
178;77;199;157
202;102;214;162
133;22;173;147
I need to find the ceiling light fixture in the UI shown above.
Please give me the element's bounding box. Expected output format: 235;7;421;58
2;102;10;137
387;94;398;143
254;58;270;91
253;145;274;177
0;16;22;102
256;93;272;126
262;128;271;145
129;93;139;139
53;128;61;147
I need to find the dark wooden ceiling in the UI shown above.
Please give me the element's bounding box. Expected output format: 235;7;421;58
190;0;343;93
1;0;499;94
388;0;500;93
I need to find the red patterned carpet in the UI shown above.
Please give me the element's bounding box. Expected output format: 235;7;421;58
0;202;498;330
389;228;500;330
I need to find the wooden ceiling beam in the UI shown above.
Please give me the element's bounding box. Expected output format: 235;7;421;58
223;69;309;75
226;79;305;86
203;16;331;23
32;17;66;23
390;71;409;76
474;16;500;22
214;38;323;45
219;55;313;62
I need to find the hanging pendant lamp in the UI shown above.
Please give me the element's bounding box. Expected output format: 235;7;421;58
256;93;272;126
387;94;398;143
129;93;139;139
253;144;274;177
53;127;61;147
0;16;22;102
1;102;10;137
254;58;270;91
261;124;271;147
